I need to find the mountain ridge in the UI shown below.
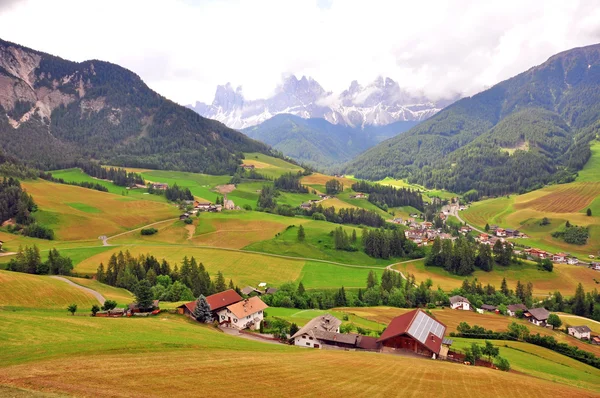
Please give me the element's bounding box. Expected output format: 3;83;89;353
0;38;271;174
188;75;455;129
344;43;600;195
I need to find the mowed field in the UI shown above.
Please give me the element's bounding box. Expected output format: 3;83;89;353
0;309;593;398
21;179;179;240
0;270;99;309
243;152;304;178
393;258;600;297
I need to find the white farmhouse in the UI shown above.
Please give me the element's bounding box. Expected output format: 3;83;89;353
568;325;592;340
216;296;268;330
449;295;471;311
292;314;342;348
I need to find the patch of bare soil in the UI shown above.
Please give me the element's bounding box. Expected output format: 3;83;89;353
215;184;236;194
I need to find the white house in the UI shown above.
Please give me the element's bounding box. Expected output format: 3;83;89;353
506;303;528;317
567;257;579;265
552;253;567;263
568;325;592;340
292;314;341;348
216;296;268;330
449;295;471;311
524;307;550;327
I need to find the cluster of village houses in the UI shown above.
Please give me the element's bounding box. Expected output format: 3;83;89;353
449;295;600;344
179;198;238;220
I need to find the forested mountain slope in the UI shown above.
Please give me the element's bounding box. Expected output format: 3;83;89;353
344;44;600;195
242;114;417;169
0;39;270;174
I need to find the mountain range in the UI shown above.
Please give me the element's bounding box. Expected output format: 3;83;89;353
344;43;600;195
242;114;418;169
187;76;454;129
0;38;270;174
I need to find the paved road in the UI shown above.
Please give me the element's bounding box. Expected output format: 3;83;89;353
446;203;485;234
51;276;106;305
104;218;179;244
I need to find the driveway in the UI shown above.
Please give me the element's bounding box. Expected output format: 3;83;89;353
51;276;106;305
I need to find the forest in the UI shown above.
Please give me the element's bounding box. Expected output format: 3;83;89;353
273;172;309;193
301;204;386;228
351;181;424;210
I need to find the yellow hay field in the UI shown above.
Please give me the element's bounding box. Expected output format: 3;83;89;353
515;182;600;213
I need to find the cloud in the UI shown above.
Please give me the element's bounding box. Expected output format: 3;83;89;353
0;0;599;105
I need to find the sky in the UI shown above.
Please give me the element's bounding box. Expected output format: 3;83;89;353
1;0;599;105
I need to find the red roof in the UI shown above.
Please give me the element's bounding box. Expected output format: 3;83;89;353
377;309;446;355
206;289;243;311
177;289;242;313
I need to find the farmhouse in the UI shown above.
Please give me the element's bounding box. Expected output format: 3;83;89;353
241;286;262;296
240;164;255;170
449;295;471;311
350;193;367;199
459;226;471;234
481;304;497;312
568;325;591;340
592;263;600;271
507;303;528;317
567;257;579;265
524;248;550;260
300;202;312;210
495;228;506;237
177;289;243;319
151;183;168;190
179;213;190;220
524;307;550;327
552;253;567;263
217;296;268;330
292;314;342;348
377;309;449;359
194;202;212;211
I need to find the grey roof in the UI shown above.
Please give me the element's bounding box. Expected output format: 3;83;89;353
449;295;470;305
507;303;528;312
569;325;592;333
407;310;445;346
241;286;260;295
291;314;342;339
314;330;358;345
481;304;497;311
442;338;453;345
526;307;550;321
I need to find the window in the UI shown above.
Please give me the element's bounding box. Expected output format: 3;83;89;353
309;337;313;340
306;343;310;346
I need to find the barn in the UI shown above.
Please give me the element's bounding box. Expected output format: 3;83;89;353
177;289;243;319
377;309;449;359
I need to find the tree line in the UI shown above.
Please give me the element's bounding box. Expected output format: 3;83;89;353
540;283;600;322
351;181;424;211
79;162;144;187
273;172;309;193
96;251;236;303
300;204;385;228
39;172;109;192
6;246;73;275
361;228;423;259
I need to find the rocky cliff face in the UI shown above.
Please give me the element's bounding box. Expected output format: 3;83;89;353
0;38;270;172
188;75;456;129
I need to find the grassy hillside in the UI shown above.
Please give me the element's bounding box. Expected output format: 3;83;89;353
0;270;99;309
20;179;179;240
461;141;600;259
0;309;592;397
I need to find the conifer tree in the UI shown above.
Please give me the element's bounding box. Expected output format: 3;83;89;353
192;294;213;323
297;225;305;242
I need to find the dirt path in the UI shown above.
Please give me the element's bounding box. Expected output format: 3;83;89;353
51;276;105;305
386;259;421;287
0;252;16;257
104;218;179;244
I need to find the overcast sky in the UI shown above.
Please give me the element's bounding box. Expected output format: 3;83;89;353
1;0;599;105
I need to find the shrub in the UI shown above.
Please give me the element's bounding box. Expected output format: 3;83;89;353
141;228;158;235
243;204;252;211
312;212;326;221
22;223;55;240
184;218;193;225
102;300;118;311
495;356;510;371
91;304;100;316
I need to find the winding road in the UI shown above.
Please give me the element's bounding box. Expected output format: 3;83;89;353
51;276;106;305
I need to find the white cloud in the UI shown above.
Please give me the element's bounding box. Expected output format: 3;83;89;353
0;0;599;105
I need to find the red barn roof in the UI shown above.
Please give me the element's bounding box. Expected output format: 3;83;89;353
377;309;446;355
177;289;242;314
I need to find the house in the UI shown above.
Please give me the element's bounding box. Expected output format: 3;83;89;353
552;253;567;263
391;218;403;224
567;257;579;265
459;226;471;234
449;295;471;311
292;314;342;348
177;289;243;319
481;304;497;312
592;263;600;271
208;204;222;212
507;303;528;317
495;228;506;237
240;164;255;170
151;183;168;190
300;202;312;210
524;248;550;260
489;225;499;232
265;287;278;295
223;196;235;210
524;307;550;327
377;309;449;359
592;336;600;345
422;222;433;229
128;300;160;313
217;296;268;330
241;286;262;296
179;213;190;220
195;202;212;211
505;228;515;237
350;193;366;199
478;233;489;243
568;325;591;340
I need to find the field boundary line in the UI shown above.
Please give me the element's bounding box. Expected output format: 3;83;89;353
50;276;105;305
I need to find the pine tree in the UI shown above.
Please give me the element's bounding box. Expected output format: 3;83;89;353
192;294;213;323
214;271;227;292
297;225;305;242
587;208;592;216
351;229;357;243
367;270;378;289
573;283;587;316
96;263;106;283
134;279;154;311
228;279;235;289
297;282;306;295
500;278;509;295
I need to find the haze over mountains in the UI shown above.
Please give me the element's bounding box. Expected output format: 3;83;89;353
345;43;600;195
0;38;270;174
188;75;454;130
